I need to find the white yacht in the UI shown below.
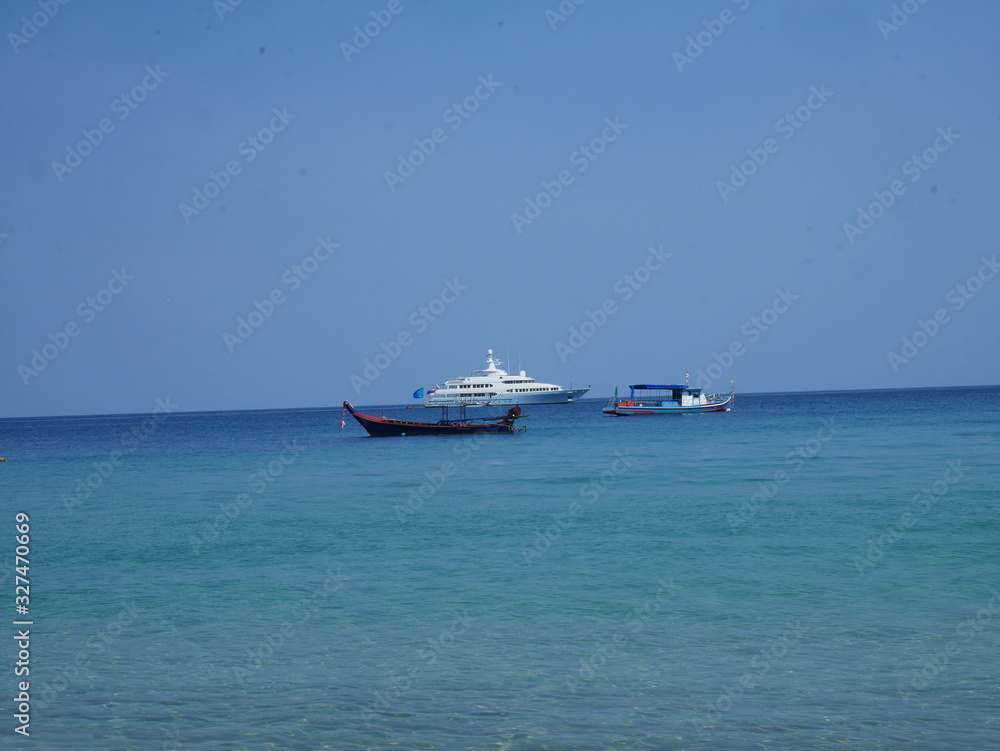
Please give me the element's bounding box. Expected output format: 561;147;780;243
425;350;589;406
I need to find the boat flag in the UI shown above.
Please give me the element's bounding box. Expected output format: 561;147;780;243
685;369;689;385
413;387;424;399
614;385;618;398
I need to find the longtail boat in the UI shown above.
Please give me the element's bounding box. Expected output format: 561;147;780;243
343;401;526;437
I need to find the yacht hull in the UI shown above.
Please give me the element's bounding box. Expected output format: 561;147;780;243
426;387;588;407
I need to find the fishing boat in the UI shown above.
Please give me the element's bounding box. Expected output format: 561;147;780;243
343;401;526;437
422;349;588;406
602;383;733;416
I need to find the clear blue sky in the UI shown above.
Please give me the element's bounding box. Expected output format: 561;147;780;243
2;1;998;417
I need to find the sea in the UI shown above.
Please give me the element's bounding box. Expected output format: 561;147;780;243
2;385;998;750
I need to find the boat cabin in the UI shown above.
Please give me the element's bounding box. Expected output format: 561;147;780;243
626;384;704;408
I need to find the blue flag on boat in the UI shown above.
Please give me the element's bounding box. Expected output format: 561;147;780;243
413;388;424;399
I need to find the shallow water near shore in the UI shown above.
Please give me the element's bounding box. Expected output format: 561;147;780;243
3;385;999;750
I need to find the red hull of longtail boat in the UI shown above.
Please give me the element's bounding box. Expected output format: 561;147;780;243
342;401;522;437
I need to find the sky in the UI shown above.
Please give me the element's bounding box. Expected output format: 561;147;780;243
1;0;998;418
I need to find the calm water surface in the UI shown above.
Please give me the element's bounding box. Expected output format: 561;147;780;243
2;386;999;750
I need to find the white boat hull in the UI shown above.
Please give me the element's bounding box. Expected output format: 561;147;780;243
427;387;589;407
602;393;732;415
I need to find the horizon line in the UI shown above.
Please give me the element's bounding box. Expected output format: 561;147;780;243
2;382;998;421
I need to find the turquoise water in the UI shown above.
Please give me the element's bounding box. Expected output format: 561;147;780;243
3;387;999;750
